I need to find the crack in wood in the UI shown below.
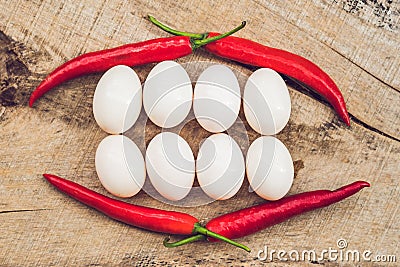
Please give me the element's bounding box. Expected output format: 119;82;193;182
0;208;50;214
326;44;400;93
282;75;400;143
349;113;400;142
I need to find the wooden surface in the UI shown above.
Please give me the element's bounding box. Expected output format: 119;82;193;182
1;0;399;266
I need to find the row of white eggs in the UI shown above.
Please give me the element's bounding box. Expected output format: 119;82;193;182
93;62;294;202
93;62;291;136
96;133;294;201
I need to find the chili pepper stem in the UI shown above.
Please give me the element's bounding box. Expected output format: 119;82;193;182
192;223;251;252
191;22;246;50
163;234;206;248
148;15;206;39
148;15;246;50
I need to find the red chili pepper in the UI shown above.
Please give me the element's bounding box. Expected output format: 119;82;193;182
29;22;246;107
43;173;250;252
164;181;369;247
149;16;350;126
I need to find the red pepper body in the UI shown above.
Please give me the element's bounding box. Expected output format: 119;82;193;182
29;36;193;107
206;181;369;241
204;33;350;126
43;174;197;235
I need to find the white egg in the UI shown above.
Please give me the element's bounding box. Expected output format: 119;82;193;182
196;133;245;200
243;68;291;135
93;65;142;134
146;132;195;201
143;61;192;128
194;65;241;133
95;135;146;198
246;136;294;200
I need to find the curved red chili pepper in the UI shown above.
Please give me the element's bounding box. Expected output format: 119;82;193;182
29;37;192;107
165;181;369;247
149;16;350;126
29;22;246;107
204;33;350;126
43;174;250;251
205;181;369;240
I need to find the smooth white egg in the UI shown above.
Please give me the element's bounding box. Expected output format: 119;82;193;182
246;136;294;200
146;132;195;201
243;68;291;135
95;135;146;198
143;61;192;128
196;133;245;200
93;65;142;134
194;65;241;133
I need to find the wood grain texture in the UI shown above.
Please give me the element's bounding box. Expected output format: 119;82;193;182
0;0;398;266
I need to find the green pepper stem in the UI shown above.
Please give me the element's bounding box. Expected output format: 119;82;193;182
191;21;245;49
193;223;251;252
163;234;205;248
163;223;251;252
148;15;206;39
147;15;246;50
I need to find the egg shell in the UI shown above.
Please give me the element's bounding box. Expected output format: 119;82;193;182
143;61;192;128
93;65;142;134
243;68;291;135
194;65;241;133
145;132;195;201
246;136;294;200
196;133;245;200
95;135;146;198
